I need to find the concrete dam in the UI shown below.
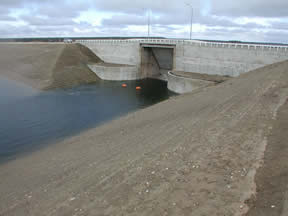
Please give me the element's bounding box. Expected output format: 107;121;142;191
77;39;288;93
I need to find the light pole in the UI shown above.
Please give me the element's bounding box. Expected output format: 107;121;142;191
185;3;193;40
142;8;151;38
147;9;150;38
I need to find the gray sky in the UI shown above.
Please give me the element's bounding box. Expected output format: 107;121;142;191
0;0;288;42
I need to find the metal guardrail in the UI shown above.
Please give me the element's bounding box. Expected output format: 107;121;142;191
75;39;288;52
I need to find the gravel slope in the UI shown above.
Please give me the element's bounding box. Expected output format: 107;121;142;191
0;43;101;90
246;90;288;216
0;58;288;215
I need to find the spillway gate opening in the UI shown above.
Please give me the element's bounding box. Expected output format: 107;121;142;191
140;44;175;81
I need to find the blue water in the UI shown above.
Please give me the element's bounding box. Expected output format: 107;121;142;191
0;78;174;162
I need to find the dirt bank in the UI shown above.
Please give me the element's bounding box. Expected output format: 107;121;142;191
0;43;101;90
245;96;288;215
45;43;102;90
0;59;288;215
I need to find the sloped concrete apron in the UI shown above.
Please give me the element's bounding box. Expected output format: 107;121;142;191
88;64;141;81
167;71;214;94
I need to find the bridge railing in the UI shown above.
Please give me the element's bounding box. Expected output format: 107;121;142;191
75;39;288;52
76;39;185;45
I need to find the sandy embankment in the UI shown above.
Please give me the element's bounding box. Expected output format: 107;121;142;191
0;44;288;215
0;43;102;90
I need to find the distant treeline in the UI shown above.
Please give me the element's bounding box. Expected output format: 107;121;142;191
199;39;288;47
0;37;165;42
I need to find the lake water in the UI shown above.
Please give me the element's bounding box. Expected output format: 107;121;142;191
0;78;175;162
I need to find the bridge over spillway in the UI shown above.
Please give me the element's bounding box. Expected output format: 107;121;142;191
76;39;288;93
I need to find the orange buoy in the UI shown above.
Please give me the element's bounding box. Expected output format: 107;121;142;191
136;86;141;90
122;83;127;88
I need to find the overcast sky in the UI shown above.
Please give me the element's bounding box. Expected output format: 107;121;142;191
0;0;288;42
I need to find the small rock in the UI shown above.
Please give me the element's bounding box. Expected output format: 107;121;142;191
145;189;149;193
271;205;276;208
151;171;155;174
70;197;76;201
240;205;244;209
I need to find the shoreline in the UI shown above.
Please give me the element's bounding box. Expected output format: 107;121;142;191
0;78;174;165
0;60;288;215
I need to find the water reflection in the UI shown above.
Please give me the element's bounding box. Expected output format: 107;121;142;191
0;78;175;162
0;78;37;105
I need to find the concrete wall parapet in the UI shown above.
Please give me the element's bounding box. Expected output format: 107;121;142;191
76;39;288;53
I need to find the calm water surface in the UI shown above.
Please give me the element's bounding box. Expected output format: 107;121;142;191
0;78;175;162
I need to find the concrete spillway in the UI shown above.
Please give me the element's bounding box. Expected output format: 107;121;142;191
141;44;175;80
78;39;288;93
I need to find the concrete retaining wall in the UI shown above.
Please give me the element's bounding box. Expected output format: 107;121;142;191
175;43;288;76
80;41;140;65
167;71;214;94
88;64;140;81
77;39;288;78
